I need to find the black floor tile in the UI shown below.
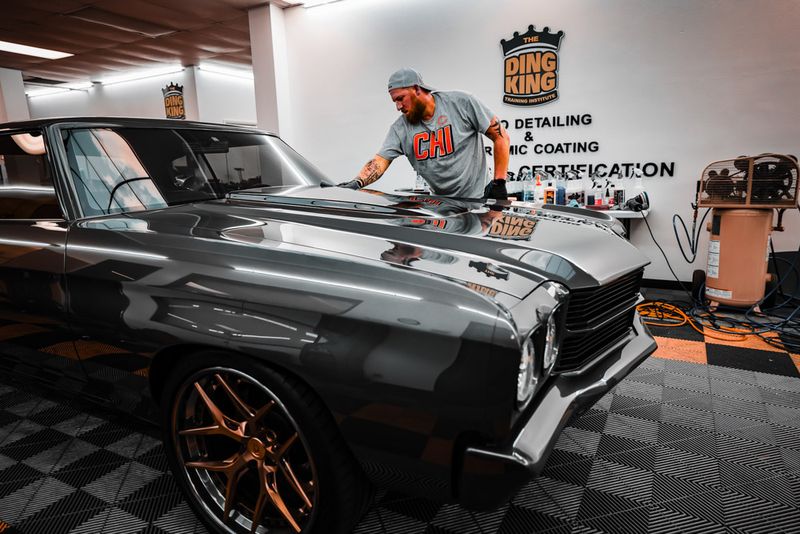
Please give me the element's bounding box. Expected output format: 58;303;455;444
706;344;799;377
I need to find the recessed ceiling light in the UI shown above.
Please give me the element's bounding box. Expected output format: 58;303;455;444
0;40;72;60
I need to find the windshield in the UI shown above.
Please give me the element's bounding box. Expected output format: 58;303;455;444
63;126;333;217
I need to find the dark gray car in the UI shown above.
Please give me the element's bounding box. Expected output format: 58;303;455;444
0;118;656;534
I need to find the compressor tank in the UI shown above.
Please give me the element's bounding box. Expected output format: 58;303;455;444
705;208;772;306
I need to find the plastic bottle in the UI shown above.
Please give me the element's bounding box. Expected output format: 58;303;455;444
594;180;604;206
544;180;556;204
607;177;617;207
566;176;583;207
613;174;626;207
522;170;534;202
582;173;593;207
555;173;567;205
534;173;544;203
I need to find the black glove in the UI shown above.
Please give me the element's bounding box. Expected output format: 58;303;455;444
483;179;508;200
337;179;362;190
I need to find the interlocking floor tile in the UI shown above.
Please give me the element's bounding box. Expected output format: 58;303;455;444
428;504;482;534
720;488;800;533
586;459;654;504
603;413;660;443
13;490;107;534
651;337;707;364
554;427;602;457
497;505;572;534
653;447;720;488
1;319;800;534
595;434;657;472
707;344;799;377
22;439;98;475
66;506;147;534
663;359;710;378
513;476;584;520
714;433;784;473
647;504;727;534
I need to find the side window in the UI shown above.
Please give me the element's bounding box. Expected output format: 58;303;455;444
0;132;63;220
64;128;168;217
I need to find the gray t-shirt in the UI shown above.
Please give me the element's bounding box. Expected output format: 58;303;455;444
378;90;494;199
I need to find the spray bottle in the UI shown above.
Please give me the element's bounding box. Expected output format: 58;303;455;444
522;169;534;202
581;172;593;207
555;172;567;205
534;173;544;203
613;172;626;207
607;175;617;207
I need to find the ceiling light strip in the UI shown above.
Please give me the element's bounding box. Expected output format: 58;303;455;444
101;65;185;86
0;39;73;60
198;64;254;81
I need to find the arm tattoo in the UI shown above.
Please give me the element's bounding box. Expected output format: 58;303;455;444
490;120;507;140
358;158;382;186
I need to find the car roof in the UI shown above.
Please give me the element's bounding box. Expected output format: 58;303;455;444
0;116;274;135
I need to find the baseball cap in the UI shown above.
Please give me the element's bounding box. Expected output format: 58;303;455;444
387;67;435;92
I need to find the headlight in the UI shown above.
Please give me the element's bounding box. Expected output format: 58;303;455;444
543;308;561;371
516;336;536;406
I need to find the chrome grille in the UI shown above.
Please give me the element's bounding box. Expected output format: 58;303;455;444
554;269;643;373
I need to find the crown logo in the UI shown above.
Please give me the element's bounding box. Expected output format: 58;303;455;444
162;82;183;96
501;25;564;55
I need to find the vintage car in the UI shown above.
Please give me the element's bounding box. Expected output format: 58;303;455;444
0;117;656;534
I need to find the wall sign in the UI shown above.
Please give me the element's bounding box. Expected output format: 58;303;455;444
162;83;186;120
496;25;675;180
500;25;564;107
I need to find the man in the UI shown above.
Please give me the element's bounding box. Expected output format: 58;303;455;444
339;68;510;199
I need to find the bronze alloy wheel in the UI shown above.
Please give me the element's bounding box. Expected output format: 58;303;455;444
173;367;318;533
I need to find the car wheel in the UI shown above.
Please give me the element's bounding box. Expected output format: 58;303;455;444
161;351;371;533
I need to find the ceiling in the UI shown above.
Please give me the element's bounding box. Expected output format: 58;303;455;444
0;0;297;85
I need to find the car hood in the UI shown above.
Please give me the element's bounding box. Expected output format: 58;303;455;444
125;185;650;301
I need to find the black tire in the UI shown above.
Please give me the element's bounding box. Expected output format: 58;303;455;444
160;350;372;534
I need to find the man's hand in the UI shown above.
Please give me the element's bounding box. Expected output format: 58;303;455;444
337;179;362;190
483;179;508;200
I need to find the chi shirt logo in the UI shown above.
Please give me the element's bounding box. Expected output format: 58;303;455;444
413;125;454;161
500;25;564;107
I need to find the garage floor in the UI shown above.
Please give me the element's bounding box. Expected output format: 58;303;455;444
1;319;799;534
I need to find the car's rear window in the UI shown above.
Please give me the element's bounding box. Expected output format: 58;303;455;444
0;131;62;220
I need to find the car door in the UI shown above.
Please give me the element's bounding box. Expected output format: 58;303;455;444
0;129;84;388
59;126;191;419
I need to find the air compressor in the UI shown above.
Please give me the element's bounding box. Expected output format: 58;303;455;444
696;154;799;307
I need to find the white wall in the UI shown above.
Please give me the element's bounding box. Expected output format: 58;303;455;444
195;69;257;125
282;0;800;282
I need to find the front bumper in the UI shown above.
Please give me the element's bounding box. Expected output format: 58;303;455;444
457;312;657;509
